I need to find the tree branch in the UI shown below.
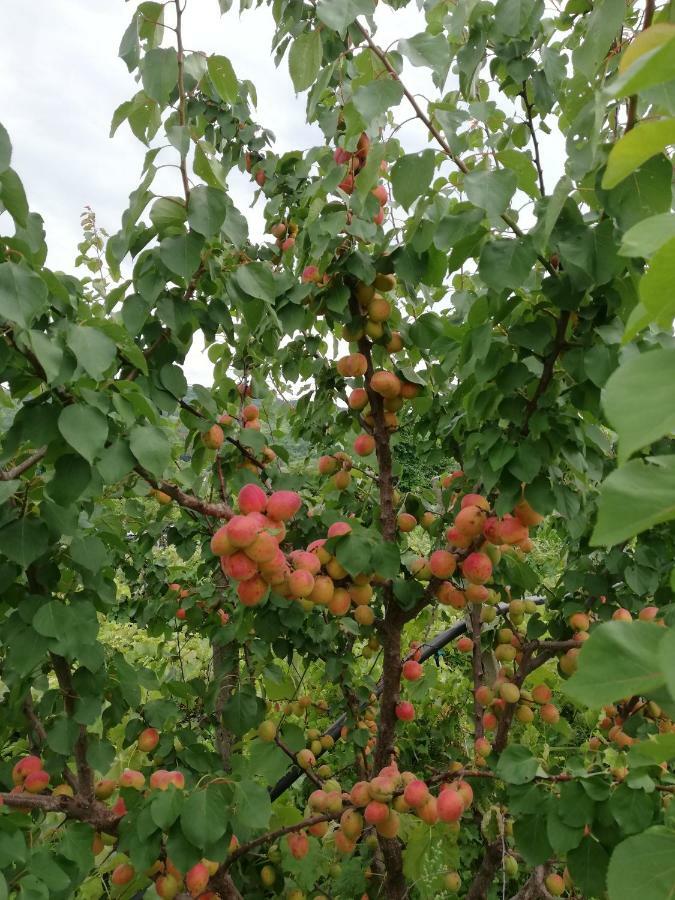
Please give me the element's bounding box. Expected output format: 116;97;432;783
138;467;234;518
625;0;656;132
354;21;558;277
520;87;546;196
50;654;94;802
0;446;47;481
521;311;570;436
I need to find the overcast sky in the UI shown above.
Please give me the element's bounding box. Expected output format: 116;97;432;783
1;1;564;384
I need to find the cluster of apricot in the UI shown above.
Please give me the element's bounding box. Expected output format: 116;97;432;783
269;219;299;253
210;484;302;606
6;754;51;800
473;679;561;761
111;854;220;898
333;133;388;221
334;356;420;445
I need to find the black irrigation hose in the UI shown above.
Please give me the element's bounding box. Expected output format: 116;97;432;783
268;597;546;801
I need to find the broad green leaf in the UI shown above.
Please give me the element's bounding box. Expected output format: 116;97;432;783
180;785;228;849
591;456;675;545
316;0;374;34
603;348;675;463
564;621;666;706
129;424;171;476
610;33;675;98
234;262;277;301
141;47;178;104
398;33;450;79
29;331;64;383
390;150;435;210
495;745;539;784
639;236;675;323
334;533;372;577
97;440;135;483
187;185;227;236
628;733;675;767
151;787;184;830
620;24;675;73
567;835;609;898
149;196;187;231
603;118;675;189
67;325;117;379
231;780;272;830
607;827;675;900
464;168;517;219
221;686;265;735
352;79;404;122
0;481;20;505
658;628;675;705
288;31;322;93
58;405;109;463
0;519;49;567
0;121;10;173
514;813;554;866
0;262;48;328
573;0;626;78
159;232;204;279
620;213;675;258
609;784;655;834
207;55;237;104
479;237;537;291
0;168;29;226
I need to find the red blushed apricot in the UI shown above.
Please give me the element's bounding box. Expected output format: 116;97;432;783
429;550;457;579
266;490;302;521
238;483;267;514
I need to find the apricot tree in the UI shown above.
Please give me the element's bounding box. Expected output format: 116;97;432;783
0;1;674;899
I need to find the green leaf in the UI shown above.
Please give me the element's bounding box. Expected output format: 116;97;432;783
29;331;64;383
370;541;400;579
180;785;228;849
0;262;48;328
151;787;184;830
316;0;374;34
150;197;187;231
67;325;117;379
187;185;228;236
234;262;277;301
564;621;666;707
0;121;11;173
141;47;178;104
639;236;675;324
334;533;372;577
609;784;655;834
398;33;450;79
620;213;675;258
658;627;675;704
129;424;171;477
0;168;29;227
97;440;135;483
607;827;675;900
464;168;517;219
0;519;49;567
628;733;675;767
603;118;675;189
159;233;204;279
352;79;404;122
390;150;435;211
289;31;322;93
592;456;675;546
514;813;554;865
0;480;20;505
231;780;272;830
603;349;675;463
207;54;238;104
567;835;609;898
221;686;265;736
610;33;675;99
479;237;537;291
58;405;109;463
495;745;539;784
573;0;626;79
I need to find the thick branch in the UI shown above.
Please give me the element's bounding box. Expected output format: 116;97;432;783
138;467;233;518
467;839;503;900
0;446;47;481
521;311;570;435
50;655;94;802
470;606;485;740
0;790;118;831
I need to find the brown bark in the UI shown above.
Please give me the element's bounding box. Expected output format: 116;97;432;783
466;840;503;900
212;640;238;771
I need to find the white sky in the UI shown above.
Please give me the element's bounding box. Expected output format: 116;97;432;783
1;1;564;385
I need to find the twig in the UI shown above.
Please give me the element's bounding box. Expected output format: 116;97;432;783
0;446;47;481
625;0;656;132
